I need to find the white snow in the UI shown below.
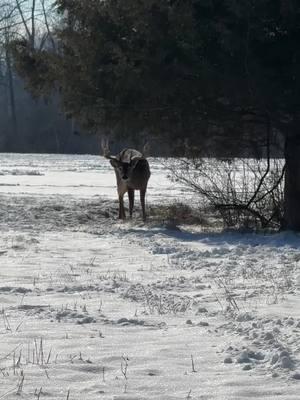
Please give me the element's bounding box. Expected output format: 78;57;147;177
0;153;299;399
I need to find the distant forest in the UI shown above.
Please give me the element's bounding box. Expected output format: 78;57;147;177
0;64;165;155
0;63;281;157
0;68;169;155
0;73;99;154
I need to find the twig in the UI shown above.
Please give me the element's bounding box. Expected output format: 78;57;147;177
191;355;196;373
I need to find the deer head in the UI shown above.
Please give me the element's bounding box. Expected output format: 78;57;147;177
101;137;144;181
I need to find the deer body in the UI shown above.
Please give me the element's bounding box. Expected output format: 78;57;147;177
103;145;151;221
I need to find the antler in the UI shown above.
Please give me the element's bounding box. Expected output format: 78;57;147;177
101;136;116;160
128;143;149;161
142;141;151;157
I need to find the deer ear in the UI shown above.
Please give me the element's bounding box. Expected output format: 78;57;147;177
130;158;140;168
110;159;119;168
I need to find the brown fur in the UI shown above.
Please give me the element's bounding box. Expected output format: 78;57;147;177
107;148;151;221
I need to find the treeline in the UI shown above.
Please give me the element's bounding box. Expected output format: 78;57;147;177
7;0;298;158
2;1;293;157
0;73;98;153
0;0;99;154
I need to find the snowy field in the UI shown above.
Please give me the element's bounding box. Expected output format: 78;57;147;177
0;153;299;400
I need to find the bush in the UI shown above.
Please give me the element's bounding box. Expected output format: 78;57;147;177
164;157;285;230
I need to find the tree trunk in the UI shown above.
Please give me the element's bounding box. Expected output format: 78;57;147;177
5;47;18;149
283;132;300;230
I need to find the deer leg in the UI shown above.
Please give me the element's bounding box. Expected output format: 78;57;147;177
128;189;135;218
117;181;127;220
118;194;126;219
140;189;147;221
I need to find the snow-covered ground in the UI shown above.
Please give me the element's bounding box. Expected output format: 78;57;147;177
0;153;299;400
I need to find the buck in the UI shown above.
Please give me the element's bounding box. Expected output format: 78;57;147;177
102;139;151;221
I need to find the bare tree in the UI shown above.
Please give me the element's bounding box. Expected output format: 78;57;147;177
0;2;20;144
0;1;57;150
40;0;56;51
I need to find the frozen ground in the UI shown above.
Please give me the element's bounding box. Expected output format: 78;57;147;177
0;153;299;400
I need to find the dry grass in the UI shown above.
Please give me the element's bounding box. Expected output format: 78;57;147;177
149;202;208;226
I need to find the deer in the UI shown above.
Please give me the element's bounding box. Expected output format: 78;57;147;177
101;138;151;221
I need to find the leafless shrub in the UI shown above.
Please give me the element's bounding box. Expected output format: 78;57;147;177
165;157;285;230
